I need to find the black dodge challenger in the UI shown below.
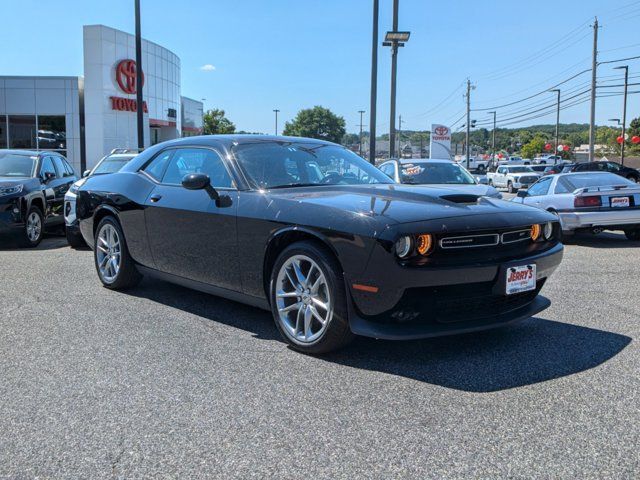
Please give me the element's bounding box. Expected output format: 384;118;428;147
76;135;563;353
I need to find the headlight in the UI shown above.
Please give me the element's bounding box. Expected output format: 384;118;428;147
530;224;541;241
0;185;23;196
394;236;412;258
70;184;80;194
543;222;554;240
416;234;434;256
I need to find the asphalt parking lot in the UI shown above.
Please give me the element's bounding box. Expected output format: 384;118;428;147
1;233;639;478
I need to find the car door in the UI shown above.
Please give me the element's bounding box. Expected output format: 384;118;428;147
520;176;553;209
495;167;507;187
143;146;241;291
38;156;63;224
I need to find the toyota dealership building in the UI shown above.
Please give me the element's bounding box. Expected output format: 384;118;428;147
0;25;204;173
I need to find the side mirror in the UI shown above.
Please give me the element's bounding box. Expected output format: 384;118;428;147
182;173;219;201
517;189;529;198
42;171;56;183
82;170;91;178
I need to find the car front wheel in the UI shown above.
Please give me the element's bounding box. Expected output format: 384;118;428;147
270;241;353;354
20;206;44;248
507;181;515;193
94;216;142;289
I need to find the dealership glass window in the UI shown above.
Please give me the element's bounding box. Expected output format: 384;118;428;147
37;115;66;152
0;116;7;149
8;115;36;149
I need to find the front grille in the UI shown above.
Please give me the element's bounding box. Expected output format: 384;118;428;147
440;233;499;249
501;229;531;244
368;279;545;325
518;175;539;184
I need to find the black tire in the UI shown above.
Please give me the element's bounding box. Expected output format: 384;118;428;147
65;226;86;248
624;229;640;241
507;181;515;194
94;216;142;290
488;179;493;186
477;164;485;172
269;240;354;354
19;205;44;248
626;174;639;183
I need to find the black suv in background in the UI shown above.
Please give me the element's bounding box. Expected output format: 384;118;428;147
0;150;77;247
567;161;640;182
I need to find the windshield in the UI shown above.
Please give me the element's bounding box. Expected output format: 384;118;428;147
92;155;135;175
510;166;534;173
559;173;634;191
232;141;393;189
400;162;476;185
0;153;37;177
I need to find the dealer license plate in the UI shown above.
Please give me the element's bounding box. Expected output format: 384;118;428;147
505;264;536;295
610;196;630;208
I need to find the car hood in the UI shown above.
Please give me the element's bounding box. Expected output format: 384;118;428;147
0;177;38;189
406;183;500;197
268;184;547;226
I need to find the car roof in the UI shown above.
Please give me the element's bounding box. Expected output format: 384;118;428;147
153;134;337;150
0;149;42;156
105;154;137;160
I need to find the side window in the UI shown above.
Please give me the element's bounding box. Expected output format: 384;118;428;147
62;159;76;177
161;148;233;188
606;162;620;172
498;167;506;174
554;178;571;194
527;177;551;196
380;163;394;178
40;156;57;179
52;156;67;178
143;150;174;181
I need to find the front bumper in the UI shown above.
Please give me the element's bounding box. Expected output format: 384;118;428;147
0;199;24;233
64;192;77;227
345;242;563;340
559;209;640;231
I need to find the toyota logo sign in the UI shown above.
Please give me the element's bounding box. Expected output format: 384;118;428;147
434;126;449;136
115;59;144;95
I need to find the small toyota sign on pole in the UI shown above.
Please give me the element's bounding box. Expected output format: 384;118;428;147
430;124;452;159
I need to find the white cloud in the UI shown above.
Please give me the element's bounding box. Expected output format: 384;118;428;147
199;64;216;72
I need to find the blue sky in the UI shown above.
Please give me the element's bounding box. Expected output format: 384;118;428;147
1;0;639;134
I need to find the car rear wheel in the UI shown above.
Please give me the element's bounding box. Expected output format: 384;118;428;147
624;229;640;241
270;241;353;354
626;174;639;183
20;206;44;248
477;164;485;172
94;216;142;289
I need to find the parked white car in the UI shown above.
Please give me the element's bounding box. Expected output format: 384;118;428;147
486;165;542;193
533;155;562;165
511;172;640;240
455;156;490;172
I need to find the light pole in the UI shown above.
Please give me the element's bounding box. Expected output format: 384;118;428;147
358;110;365;156
200;98;206;134
369;0;379;164
488;111;496;163
614;65;629;165
134;0;144;150
273;109;280;136
550;89;561;156
382;0;410;159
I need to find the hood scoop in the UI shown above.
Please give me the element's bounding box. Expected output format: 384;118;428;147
439;193;481;204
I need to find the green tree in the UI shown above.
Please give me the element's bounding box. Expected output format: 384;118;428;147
342;133;360;146
521;135;548;159
203;109;236;135
283;106;346;144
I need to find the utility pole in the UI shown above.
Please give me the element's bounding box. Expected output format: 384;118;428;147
550;89;561;155
488;111;496;162
273;109;280;136
388;0;399;159
134;0;144;150
588;17;599;162
369;0;379;164
358;110;366;156
615;65;629;165
465;79;471;170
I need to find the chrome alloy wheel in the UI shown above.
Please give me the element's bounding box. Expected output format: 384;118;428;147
96;224;122;283
275;254;333;344
26;212;42;242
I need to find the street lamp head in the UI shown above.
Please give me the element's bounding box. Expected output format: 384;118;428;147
613;65;628;71
384;31;411;42
549;89;560;93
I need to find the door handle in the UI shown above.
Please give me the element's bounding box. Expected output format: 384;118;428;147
150;194;162;203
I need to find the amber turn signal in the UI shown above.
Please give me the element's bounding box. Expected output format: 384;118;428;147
416;234;434;255
530;224;541;241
